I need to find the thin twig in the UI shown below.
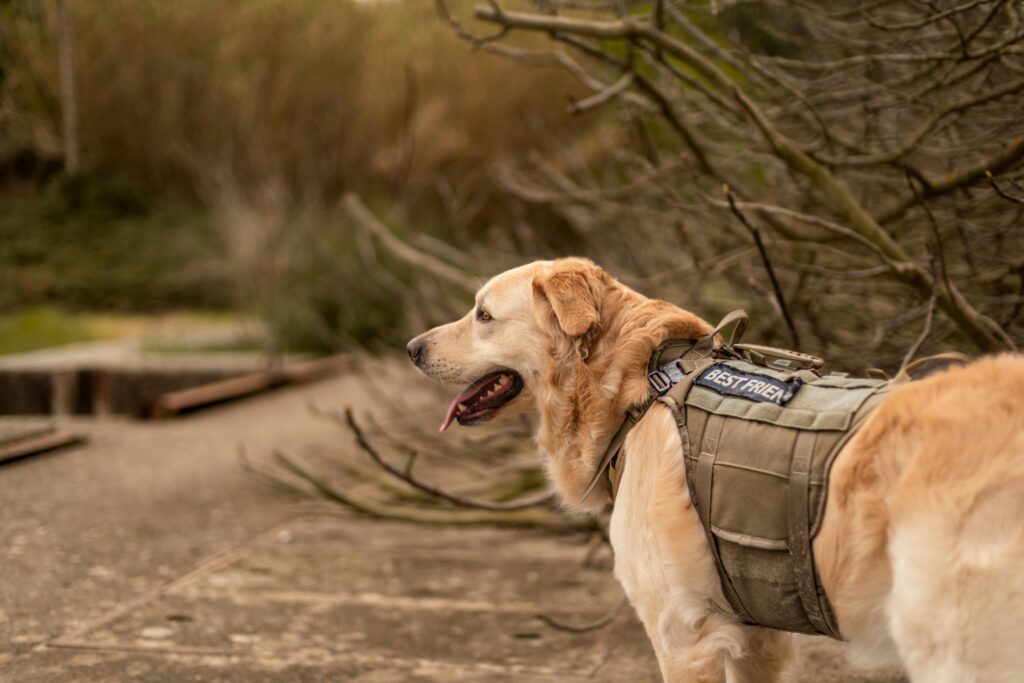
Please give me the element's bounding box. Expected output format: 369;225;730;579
724;186;801;348
568;72;634;114
906;171;953;298
907;173;1017;351
342;193;478;294
900;292;938;372
537;596;628;633
986;170;1024;206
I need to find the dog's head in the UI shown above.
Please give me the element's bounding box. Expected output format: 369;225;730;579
407;257;610;431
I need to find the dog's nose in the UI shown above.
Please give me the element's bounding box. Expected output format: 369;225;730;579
406;337;426;365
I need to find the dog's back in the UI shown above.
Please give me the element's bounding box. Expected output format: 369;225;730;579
820;354;1024;682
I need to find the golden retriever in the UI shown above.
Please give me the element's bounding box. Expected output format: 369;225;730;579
407;257;1024;682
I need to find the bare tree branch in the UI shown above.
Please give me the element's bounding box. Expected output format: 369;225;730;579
343;193;478;294
725;186;801;347
987;170;1024;205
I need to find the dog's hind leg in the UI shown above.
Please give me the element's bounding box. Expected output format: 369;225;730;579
886;484;1024;683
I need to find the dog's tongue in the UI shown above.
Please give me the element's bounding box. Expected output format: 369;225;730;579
439;397;461;433
439;375;496;432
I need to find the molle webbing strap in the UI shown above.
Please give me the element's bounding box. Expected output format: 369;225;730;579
788;430;838;638
695;413;756;625
694;414;723;533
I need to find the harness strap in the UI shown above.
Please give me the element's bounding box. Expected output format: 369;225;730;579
788;430;838;638
694;414;723;531
894;351;972;384
580;310;748;505
579;398;656;503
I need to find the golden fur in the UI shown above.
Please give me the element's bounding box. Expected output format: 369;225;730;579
409;258;1024;682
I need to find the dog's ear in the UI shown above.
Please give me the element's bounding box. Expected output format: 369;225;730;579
532;260;602;341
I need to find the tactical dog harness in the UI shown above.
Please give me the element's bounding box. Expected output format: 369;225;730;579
582;311;967;639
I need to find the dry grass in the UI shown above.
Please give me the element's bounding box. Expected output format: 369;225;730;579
1;0;586;215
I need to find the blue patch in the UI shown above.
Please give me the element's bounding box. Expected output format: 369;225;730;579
695;365;801;405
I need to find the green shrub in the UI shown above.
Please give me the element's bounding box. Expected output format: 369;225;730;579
0;167;226;311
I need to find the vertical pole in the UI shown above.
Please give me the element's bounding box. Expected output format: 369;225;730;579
58;0;79;172
51;369;77;416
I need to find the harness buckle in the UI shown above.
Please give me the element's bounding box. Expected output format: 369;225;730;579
648;360;687;394
648;370;672;394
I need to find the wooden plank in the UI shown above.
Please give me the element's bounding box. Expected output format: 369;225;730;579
149;354;356;418
0;424;56;448
0;430;86;464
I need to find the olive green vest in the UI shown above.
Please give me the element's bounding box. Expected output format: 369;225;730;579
583;311;901;639
651;356;889;638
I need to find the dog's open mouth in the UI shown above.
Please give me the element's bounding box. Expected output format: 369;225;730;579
439;370;524;432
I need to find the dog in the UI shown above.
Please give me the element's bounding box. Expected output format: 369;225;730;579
407;257;1024;682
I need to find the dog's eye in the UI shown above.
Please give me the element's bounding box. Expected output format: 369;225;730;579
476;308;492;322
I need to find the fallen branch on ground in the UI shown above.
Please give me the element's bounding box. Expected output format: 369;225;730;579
271;449;583;529
312;404;557;512
537;596;628;633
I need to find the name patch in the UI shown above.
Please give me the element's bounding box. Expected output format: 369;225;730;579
695;365;801;405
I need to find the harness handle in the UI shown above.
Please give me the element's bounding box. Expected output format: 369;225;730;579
693;309;748;356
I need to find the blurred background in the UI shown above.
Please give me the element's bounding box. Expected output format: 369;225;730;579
3;0;1019;367
0;1;1020;680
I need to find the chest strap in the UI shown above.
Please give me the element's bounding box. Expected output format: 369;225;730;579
579;398;656;503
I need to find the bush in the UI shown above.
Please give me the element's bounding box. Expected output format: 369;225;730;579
0;167;226;311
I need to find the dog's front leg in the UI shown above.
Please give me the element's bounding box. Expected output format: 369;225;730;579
654;646;727;683
611;408;755;682
640;617;792;683
612;525;731;682
623;592;729;683
723;627;792;683
645;618;791;683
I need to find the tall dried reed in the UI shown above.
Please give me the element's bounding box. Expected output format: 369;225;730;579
2;0;583;215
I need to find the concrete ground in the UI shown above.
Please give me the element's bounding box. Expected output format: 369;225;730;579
0;369;906;682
